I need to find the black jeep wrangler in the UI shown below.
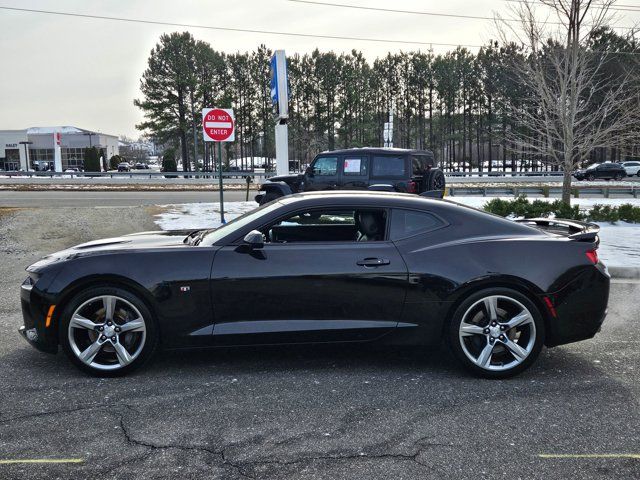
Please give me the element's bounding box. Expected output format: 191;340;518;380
255;148;445;205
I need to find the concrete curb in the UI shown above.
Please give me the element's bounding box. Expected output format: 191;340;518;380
608;266;640;279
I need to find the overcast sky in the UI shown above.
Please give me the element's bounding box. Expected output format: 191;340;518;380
1;0;638;138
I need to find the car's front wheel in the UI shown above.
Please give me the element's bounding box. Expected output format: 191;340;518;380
59;287;158;376
447;288;545;378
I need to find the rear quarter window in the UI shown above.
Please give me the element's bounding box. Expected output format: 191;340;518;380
372;156;406;177
390;209;446;240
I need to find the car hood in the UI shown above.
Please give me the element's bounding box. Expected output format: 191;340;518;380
266;174;304;184
26;230;197;272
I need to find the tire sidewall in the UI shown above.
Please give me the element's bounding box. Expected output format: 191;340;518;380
446;287;545;379
59;286;159;377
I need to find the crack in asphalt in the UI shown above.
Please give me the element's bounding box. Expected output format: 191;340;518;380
1;401;457;478
112;405;457;478
115;407;254;479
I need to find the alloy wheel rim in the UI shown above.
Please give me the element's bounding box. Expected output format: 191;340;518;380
68;295;147;371
458;295;536;372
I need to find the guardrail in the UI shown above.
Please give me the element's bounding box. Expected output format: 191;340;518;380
0;169;563;179
448;186;640;198
445;170;563;177
0;170;273;179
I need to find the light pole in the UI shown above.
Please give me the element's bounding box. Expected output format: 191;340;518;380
83;131;94;147
19;141;33;171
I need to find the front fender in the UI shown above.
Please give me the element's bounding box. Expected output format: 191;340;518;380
45;249;216;348
262;181;293;196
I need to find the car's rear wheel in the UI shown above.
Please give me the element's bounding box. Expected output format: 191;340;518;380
59;287;158;377
614;174;623;181
447;288;545;378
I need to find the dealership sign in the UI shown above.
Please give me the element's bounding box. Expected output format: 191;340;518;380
202;108;235;142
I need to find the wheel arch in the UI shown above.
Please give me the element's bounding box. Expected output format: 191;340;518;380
439;276;552;342
50;274;160;344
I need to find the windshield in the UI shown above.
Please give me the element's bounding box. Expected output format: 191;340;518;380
200;201;282;246
586;164;599;170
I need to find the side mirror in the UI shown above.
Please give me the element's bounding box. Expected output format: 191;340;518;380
306;166;314;177
243;230;264;249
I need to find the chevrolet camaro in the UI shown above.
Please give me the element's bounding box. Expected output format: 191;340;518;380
19;192;609;378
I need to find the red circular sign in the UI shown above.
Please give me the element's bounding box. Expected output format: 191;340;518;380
203;109;234;141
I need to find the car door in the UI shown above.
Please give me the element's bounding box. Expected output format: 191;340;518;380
304;155;340;191
595;164;607;179
209;206;408;346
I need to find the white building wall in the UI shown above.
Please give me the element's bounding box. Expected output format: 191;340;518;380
0;130;29;170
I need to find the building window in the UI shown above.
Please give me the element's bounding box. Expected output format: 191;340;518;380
29;149;54;162
61;148;86;169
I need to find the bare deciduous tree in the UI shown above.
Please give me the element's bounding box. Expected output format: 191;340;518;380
497;0;640;204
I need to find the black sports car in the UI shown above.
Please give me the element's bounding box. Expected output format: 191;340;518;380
19;192;609;378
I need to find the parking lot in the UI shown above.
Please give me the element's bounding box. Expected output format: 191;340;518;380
1;205;639;479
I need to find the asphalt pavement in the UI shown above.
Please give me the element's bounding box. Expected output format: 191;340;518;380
0;206;639;480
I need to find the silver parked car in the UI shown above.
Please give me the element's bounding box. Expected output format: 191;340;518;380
621;161;640;177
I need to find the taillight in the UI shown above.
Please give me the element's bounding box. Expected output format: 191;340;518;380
407;181;417;193
585;249;598;264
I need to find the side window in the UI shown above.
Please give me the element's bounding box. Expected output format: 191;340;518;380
265;208;387;243
372;156;406;177
343;156;368;176
390;209;445;240
412;157;423;175
312;156;338;176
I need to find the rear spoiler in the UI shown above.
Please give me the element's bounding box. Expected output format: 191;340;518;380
514;218;600;243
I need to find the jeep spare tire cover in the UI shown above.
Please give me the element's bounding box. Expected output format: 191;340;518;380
426;169;446;192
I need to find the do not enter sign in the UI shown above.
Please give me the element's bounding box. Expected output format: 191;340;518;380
202;108;235;142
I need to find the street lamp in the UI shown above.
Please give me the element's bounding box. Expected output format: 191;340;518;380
18;141;33;171
83;131;95;147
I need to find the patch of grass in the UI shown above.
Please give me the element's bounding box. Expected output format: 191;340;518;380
0;207;23;219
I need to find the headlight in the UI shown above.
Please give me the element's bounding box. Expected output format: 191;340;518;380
21;275;35;292
26;254;73;273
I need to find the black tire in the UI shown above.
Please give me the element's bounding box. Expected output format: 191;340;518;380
59;286;159;377
636;172;640;178
425;169;446;194
446;287;545;379
259;191;282;205
614;174;623;181
587;174;595;181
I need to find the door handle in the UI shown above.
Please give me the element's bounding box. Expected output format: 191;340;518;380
357;258;390;267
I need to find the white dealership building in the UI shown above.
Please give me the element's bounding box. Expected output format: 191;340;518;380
0;126;119;171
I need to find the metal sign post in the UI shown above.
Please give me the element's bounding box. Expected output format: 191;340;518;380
270;50;289;176
202;107;235;224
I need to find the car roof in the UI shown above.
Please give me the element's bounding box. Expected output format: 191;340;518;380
317;147;434;156
276;191;542;234
279;190;438;207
